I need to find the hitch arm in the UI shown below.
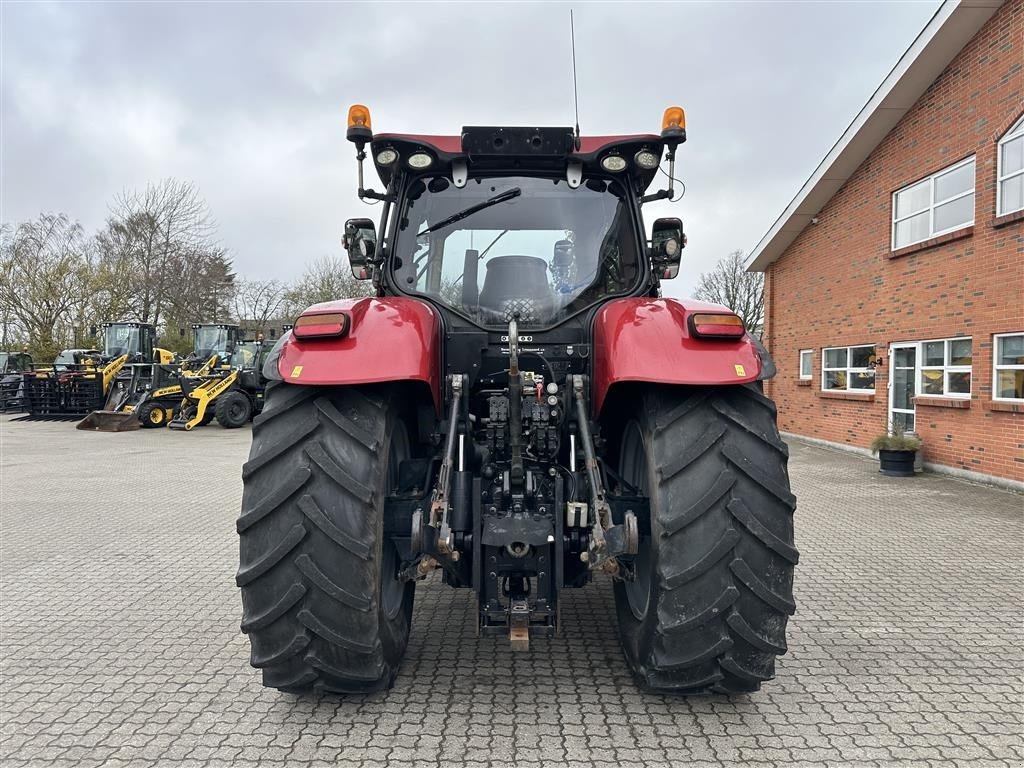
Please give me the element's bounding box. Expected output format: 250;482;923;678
429;374;464;554
572;376;610;556
571;375;638;570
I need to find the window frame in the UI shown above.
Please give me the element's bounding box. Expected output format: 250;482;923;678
918;336;973;400
992;332;1024;403
997;114;1024;217
821;344;876;393
891;155;976;250
799;349;813;380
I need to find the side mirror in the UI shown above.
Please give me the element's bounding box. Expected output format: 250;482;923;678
343;218;377;280
650;217;685;280
89;325;97;337
179;327;186;337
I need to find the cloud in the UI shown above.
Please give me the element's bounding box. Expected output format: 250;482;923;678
2;0;940;298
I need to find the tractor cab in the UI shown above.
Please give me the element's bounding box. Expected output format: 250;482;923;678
0;351;34;412
345;118;685;334
192;323;241;366
100;322;157;364
0;351;33;374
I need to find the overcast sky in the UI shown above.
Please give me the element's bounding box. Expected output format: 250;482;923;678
2;0;940;298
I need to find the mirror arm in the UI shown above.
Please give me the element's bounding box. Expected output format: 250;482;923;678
640;189;671;205
356;147;394;203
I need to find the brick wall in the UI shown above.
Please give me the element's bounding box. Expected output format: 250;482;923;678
764;0;1024;483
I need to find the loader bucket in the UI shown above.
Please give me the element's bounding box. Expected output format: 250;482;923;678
76;410;142;432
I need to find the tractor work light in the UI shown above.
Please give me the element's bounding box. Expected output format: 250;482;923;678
634;149;660;170
293;312;350;339
689;312;746;339
600;154;627;173
375;148;398;166
407;152;434;169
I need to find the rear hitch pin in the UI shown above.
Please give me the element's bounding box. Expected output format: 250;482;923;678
509;597;530;651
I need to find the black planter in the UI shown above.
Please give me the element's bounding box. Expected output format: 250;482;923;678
878;449;917;477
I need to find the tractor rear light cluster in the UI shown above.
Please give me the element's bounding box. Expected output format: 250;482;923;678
292;312;350;339
689;313;745;339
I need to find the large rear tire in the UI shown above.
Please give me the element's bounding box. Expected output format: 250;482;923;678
614;384;798;694
236;381;415;693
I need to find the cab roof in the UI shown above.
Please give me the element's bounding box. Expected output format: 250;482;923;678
370;129;666;190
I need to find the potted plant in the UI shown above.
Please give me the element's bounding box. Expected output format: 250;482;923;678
870;424;922;477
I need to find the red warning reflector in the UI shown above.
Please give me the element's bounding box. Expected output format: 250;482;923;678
690;313;745;338
293;312;350;339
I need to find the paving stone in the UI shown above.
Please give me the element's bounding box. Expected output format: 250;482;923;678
0;417;1021;767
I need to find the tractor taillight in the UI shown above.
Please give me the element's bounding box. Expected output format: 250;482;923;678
689;313;745;339
293;312;350;339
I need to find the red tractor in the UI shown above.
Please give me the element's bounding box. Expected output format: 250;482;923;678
236;105;797;695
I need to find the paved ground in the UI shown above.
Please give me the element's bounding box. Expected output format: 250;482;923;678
1;413;1022;768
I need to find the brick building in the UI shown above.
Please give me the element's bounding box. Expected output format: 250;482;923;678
748;0;1023;488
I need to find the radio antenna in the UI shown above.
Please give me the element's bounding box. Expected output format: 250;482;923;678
570;10;581;150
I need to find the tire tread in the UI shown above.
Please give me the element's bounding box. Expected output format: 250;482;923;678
615;384;797;695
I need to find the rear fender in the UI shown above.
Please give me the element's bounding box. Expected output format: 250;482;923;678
271;297;441;411
592;298;763;414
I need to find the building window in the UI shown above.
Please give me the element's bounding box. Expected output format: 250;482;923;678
822;345;875;392
993;332;1024;401
799;349;812;380
892;156;975;249
919;337;972;398
997;114;1024;216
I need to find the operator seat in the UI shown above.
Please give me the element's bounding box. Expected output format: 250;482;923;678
478;255;555;323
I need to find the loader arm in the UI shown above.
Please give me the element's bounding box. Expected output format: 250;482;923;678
189;354;220;377
101;354;129;394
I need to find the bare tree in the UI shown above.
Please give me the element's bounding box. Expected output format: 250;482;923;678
233;279;287;336
692;250;765;335
105;178;218;327
0;213;91;361
283;255;373;316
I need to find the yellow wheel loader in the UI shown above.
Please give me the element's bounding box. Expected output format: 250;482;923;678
168;338;268;431
77;323;240;431
167;369;239;430
26;322;155;420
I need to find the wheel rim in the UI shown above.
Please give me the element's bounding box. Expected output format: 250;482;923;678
229;400;246;421
380;419;410;620
620;420;652;620
149;408;162;425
